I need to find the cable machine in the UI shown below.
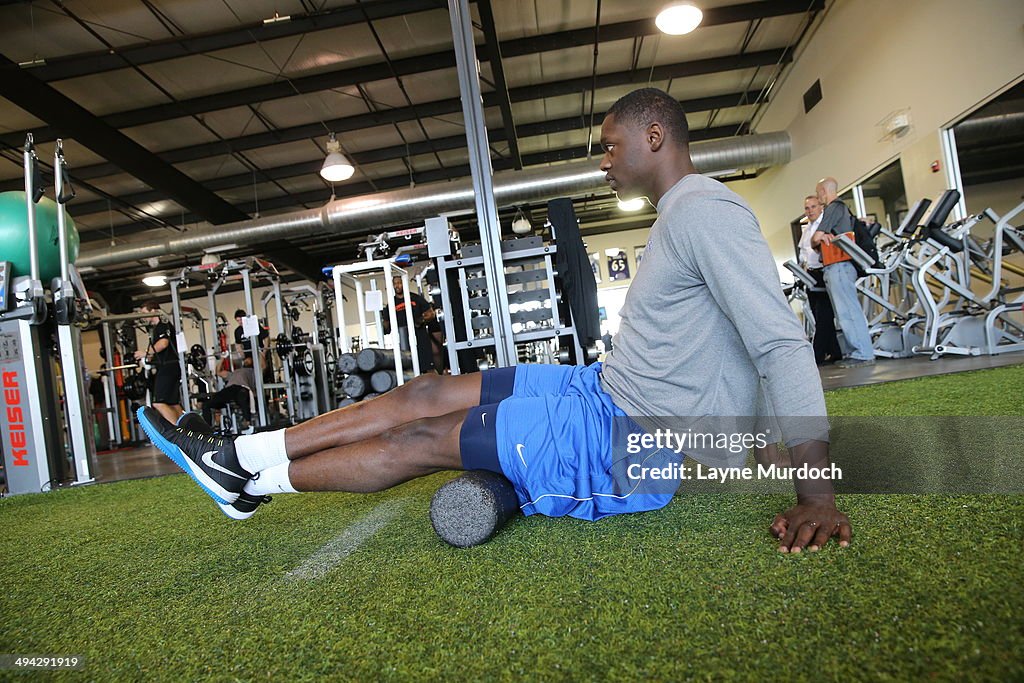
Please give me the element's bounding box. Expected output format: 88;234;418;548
0;136;96;495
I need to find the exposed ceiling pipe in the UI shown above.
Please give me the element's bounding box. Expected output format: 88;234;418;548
953;110;1024;147
77;131;791;269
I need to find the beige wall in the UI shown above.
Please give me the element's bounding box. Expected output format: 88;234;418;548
730;0;1024;271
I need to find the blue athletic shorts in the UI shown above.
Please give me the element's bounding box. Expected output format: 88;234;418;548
458;363;677;521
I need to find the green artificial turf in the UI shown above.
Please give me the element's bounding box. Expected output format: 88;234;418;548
1;365;1022;682
824;363;1024;415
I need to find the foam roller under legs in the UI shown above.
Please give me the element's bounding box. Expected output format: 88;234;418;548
430;470;520;548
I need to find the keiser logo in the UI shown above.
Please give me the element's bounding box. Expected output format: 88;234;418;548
3;370;28;466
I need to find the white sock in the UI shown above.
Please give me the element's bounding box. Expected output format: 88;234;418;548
246;462;298;495
235;429;288;475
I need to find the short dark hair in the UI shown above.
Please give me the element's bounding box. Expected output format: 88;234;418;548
139;299;161;312
606;88;690;148
234;309;247;319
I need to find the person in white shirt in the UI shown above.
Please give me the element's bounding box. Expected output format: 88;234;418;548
799;195;842;364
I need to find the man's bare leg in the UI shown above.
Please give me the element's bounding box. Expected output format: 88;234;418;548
284;372;482;459
288;409;467;492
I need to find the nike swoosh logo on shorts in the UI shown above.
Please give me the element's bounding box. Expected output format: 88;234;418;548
201;450;247;480
481;412;487;426
516;443;528;468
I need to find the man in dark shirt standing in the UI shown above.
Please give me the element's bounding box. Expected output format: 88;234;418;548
138;300;184;423
387;276;440;374
233;309;269;367
812;177;876;368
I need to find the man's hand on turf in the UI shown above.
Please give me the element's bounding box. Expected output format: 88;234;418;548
771;498;851;553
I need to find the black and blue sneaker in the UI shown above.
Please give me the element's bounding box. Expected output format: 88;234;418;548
137;406;249;505
174;412;271;519
220;490;272;520
176;411;214;434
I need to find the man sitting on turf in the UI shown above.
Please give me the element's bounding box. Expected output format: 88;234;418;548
139;87;851;553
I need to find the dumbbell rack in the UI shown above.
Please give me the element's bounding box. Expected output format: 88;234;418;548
433;235;585;375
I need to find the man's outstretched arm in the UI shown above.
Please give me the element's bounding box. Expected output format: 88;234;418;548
681;200;851;551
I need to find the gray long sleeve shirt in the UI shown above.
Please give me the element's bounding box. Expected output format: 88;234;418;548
600;174;827;446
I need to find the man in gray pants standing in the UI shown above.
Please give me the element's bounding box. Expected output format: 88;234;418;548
813;177;876;368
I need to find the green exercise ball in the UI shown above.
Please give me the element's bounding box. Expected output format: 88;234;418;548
0;191;79;282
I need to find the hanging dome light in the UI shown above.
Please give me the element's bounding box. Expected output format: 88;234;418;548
655;3;703;35
617;197;646;212
320;133;355;182
511;207;532;234
142;273;167;287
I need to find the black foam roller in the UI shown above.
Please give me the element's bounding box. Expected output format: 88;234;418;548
430;471;520;548
341;372;370;398
336;352;359;375
370;369;398;393
357;347;411;372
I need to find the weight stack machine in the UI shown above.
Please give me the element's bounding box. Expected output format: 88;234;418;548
427;199;600;374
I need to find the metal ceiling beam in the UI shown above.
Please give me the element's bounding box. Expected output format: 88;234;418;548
520;49;789;101
65;93;757;217
76;129;789;269
2;0;820;146
497;0;824;58
18;0;447;82
0;46;780;186
476;0;521;169
100;273;309;308
105;51;459;132
77;123;746;241
0;53;247;225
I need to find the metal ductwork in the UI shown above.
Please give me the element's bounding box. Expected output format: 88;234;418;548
953;111;1024;148
77;131;790;269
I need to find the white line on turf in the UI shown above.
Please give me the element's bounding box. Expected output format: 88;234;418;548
285;500;406;581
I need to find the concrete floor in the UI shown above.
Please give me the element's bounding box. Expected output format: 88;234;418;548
95;443;183;483
92;351;1024;485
